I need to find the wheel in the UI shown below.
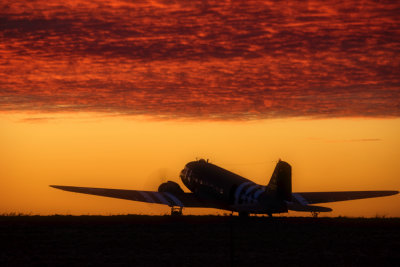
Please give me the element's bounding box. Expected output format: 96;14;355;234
170;206;183;216
311;212;319;218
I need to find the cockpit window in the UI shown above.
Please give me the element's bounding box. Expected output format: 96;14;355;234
180;168;187;178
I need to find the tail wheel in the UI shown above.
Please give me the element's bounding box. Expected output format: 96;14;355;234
311;212;319;218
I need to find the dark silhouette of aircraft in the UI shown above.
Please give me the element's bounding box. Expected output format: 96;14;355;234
51;159;398;217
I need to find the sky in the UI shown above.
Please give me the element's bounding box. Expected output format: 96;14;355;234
1;0;399;216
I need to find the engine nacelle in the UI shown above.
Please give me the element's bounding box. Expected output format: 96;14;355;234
158;181;185;195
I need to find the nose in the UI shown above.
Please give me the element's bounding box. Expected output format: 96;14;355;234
179;168;186;179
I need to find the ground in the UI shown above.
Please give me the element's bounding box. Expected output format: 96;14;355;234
0;215;399;266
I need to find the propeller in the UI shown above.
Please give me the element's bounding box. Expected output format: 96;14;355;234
143;168;174;191
142;167;180;215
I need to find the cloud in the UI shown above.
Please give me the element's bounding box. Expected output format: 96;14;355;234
331;138;383;143
18;117;57;123
308;137;382;143
0;0;399;120
350;139;382;142
307;137;383;143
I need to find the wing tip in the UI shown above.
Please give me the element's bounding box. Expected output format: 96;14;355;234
49;185;70;191
383;190;399;196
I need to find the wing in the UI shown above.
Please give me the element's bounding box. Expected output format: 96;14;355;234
50;185;211;208
292;190;398;205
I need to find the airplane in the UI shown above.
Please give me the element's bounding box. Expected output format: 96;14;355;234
50;159;398;217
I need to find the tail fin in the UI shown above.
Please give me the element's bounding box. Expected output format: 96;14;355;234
266;160;292;201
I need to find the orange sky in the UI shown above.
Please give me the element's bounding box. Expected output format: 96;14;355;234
0;114;399;217
0;0;399;216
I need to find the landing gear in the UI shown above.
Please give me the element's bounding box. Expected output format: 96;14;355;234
171;206;183;216
311;212;319;218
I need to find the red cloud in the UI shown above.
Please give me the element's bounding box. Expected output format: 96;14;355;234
0;0;399;120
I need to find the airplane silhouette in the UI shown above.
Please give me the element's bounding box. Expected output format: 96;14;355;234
51;159;398;217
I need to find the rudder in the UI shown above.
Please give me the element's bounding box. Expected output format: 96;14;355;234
266;160;292;201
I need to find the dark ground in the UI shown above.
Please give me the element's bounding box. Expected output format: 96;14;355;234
0;215;399;266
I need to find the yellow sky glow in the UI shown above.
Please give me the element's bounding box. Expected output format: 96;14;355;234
0;113;399;217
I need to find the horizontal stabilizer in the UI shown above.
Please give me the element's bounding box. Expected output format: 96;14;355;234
286;202;332;212
294;191;399;204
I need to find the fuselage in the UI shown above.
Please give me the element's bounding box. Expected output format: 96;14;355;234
179;159;287;213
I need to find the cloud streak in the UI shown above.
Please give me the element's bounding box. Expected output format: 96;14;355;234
1;0;399;120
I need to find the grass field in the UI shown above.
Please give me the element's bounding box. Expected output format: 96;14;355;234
0;215;399;266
